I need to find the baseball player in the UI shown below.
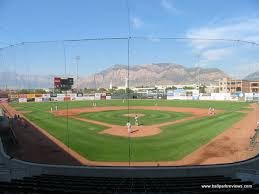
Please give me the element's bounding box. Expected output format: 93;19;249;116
208;107;211;115
126;121;132;133
135;114;139;126
212;108;215;115
50;107;53;112
55;105;58;111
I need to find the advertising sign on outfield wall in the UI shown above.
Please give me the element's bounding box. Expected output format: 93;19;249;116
42;98;50;102
35;97;43;102
64;96;71;101
9;94;18;99
42;94;51;98
77;93;83;97
50;93;57;97
35;94;43;98
211;93;231;100
19;94;27;98
245;93;255;101
95;93;101;100
199;96;212;100
166;90;174;96
18;98;27;103
27;94;35;99
192;90;200;99
68;93;77;98
57;93;65;97
51;97;64;101
174;89;186;95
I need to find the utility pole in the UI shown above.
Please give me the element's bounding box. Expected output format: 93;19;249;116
76;56;80;93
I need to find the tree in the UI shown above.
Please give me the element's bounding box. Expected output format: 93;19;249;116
199;85;207;93
113;89;127;94
183;86;195;90
18;89;31;94
166;86;177;91
98;88;107;92
34;89;46;94
126;88;134;94
83;88;97;94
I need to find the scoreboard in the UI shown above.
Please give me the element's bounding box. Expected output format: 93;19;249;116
54;77;74;91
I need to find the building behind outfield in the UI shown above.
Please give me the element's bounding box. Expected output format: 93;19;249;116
219;78;259;93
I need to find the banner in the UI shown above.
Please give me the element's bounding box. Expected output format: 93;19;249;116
18;98;27;103
35;94;43;98
64;96;71;101
35;97;43;102
42;94;51;98
27;94;35;99
95;93;101;100
42;98;50;102
19;94;27;98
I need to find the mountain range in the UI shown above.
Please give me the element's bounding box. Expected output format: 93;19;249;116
78;63;229;88
244;70;259;80
1;63;259;89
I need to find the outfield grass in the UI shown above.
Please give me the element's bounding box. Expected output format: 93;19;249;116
11;99;250;112
17;99;248;162
79;109;192;126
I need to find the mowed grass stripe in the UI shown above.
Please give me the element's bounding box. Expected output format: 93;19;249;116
79;109;192;126
11;99;250;111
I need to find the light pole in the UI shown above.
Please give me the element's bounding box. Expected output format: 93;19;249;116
75;56;80;93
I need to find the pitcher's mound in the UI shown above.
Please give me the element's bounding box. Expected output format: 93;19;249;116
122;113;145;118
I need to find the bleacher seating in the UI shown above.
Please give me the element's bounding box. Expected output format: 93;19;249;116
0;174;258;193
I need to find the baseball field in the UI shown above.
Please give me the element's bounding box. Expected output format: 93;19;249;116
10;100;251;164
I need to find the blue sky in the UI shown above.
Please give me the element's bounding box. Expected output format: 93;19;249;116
0;0;259;77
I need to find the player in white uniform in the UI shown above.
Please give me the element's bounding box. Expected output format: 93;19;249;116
126;121;132;133
135;114;139;126
212;108;215;115
208;107;211;115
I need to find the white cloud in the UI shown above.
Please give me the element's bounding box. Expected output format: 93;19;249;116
131;16;143;29
231;62;259;78
186;17;259;50
201;48;233;62
161;0;179;14
186;16;259;64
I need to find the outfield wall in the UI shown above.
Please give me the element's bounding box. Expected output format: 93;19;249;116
9;92;259;103
167;91;259;102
